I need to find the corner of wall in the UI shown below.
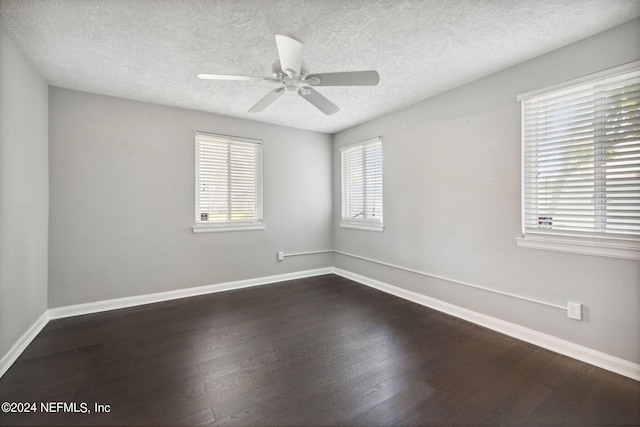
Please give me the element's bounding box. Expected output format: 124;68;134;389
0;28;50;367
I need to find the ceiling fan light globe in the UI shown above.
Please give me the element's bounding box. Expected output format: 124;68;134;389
283;76;297;91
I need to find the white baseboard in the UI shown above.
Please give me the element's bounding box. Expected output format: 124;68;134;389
334;267;640;381
48;267;333;319
0;310;49;378
2;266;638;382
0;267;332;378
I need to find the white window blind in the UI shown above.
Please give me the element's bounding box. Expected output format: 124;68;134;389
341;137;383;230
520;66;640;250
194;132;263;231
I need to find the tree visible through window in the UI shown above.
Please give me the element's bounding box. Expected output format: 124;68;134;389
519;65;639;256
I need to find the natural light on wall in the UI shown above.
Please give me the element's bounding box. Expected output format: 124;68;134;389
517;61;640;260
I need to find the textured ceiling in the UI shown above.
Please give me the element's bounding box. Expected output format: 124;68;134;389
1;0;639;134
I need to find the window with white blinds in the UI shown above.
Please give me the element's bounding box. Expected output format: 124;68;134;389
518;63;640;259
193;132;263;232
341;137;383;231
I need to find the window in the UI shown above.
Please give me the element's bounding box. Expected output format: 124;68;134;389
193;132;264;233
517;62;640;260
341;137;383;231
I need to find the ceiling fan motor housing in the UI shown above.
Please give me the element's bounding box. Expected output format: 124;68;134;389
272;59;308;79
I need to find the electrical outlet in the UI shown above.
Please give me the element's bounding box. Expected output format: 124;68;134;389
277;251;284;261
567;302;582;320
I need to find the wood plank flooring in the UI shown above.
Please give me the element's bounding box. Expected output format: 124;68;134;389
1;274;638;426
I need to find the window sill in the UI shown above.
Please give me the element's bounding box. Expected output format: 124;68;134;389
192;223;265;233
340;222;384;232
516;234;640;261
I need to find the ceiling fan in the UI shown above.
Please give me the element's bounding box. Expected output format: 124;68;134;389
198;35;380;115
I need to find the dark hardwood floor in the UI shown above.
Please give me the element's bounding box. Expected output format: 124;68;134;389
1;274;638;426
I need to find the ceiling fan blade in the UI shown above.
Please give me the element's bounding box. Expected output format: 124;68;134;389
198;74;280;83
305;70;380;86
275;35;302;76
249;87;285;113
298;87;339;115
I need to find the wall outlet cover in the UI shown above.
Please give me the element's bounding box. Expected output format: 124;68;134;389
567;302;582;320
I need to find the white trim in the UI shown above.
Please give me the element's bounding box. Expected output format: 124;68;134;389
339;136;382;152
283;250;333;257
48;267;332;319
192;223;266;233
194;131;264;228
340;137;384;228
193;130;263;146
0;311;49;378
339;222;384;232
334;267;640;381
332;250;566;310
517;60;640;100
520;99;526;237
517;235;640;261
1;266;638;382
1;268;333;378
517;61;640;256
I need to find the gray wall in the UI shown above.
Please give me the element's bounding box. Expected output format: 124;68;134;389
49;88;333;307
333;19;640;363
0;29;49;357
4;17;638;370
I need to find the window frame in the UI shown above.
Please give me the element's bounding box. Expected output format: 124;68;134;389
516;61;640;260
340;137;384;232
192;131;264;234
